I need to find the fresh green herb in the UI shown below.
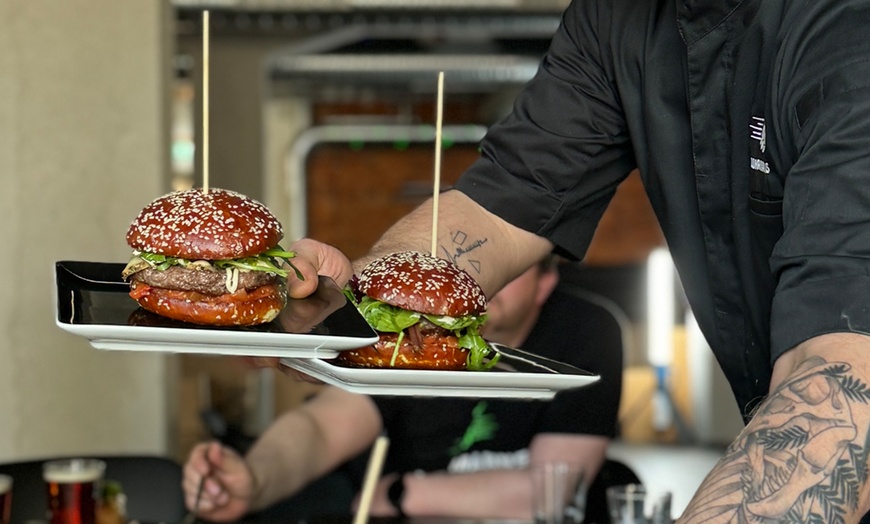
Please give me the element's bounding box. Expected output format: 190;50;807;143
132;245;304;280
102;480;124;500
357;296;422;333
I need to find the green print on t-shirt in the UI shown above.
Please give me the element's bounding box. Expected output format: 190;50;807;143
449;401;499;457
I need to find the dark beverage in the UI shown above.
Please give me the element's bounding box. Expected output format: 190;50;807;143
0;474;11;524
43;459;104;524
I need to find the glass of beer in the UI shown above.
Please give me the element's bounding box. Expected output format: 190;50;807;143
0;474;12;524
43;459;105;524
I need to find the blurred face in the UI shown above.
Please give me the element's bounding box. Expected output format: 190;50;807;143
482;264;557;344
485;267;542;334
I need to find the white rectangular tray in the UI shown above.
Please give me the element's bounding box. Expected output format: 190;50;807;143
281;357;599;399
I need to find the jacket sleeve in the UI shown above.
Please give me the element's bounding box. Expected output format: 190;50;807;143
454;0;637;261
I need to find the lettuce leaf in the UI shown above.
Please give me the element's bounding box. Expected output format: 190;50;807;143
133;245;303;280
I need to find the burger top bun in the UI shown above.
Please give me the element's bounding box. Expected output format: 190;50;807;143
126;188;283;260
358;251;487;317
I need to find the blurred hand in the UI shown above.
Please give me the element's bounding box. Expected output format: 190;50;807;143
183;441;257;522
235;356;327;385
285;239;354;299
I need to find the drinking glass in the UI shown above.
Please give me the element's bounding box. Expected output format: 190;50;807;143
0;474;11;524
606;484;672;524
43;459;105;524
531;462;587;524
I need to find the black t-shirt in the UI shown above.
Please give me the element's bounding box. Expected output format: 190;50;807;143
362;287;623;478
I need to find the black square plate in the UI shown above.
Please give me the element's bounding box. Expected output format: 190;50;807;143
55;261;378;357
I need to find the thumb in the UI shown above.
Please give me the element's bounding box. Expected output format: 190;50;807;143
205;441;226;471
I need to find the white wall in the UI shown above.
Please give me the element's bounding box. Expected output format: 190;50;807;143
0;1;175;460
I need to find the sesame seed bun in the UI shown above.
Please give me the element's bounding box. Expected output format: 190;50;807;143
125;188;283;260
124;187;288;326
337;251;488;370
357;251;487;317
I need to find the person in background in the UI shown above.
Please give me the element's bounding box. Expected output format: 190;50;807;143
183;257;624;522
280;0;870;521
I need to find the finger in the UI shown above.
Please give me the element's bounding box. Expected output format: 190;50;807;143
313;242;354;286
194;496;222;516
194;493;220;514
205;440;225;469
285;244;320;299
187;472;225;512
288;239;354;295
183;443;210;486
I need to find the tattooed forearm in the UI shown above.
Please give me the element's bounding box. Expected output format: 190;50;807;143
680;356;870;524
439;230;488;273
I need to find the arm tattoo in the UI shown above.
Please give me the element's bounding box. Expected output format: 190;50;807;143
681;356;870;523
439;229;488;274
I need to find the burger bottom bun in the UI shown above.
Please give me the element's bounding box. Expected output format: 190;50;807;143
335;332;468;370
130;280;287;326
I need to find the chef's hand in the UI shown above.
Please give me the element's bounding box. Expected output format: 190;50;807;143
183;441;256;522
285;238;354;299
236;356;327;385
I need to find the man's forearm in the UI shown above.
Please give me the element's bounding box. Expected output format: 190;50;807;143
402;469;535;519
680;333;870;523
244;410;326;510
245;389;382;511
359;190;553;296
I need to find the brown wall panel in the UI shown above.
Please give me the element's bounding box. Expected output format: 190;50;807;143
306;142;664;265
306;144;478;260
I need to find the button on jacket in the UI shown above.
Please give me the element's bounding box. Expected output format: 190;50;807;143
456;0;870;419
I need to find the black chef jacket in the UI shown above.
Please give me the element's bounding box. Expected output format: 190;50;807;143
455;0;870;421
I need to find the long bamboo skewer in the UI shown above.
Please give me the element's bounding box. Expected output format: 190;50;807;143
202;10;210;194
430;71;445;257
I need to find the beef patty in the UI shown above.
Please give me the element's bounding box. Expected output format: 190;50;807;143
130;266;278;296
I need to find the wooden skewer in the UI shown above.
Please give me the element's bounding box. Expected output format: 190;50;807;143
353;435;390;524
430;71;445;257
202;10;210;195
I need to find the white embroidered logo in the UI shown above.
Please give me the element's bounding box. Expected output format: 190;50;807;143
750;116;766;153
750;116;770;174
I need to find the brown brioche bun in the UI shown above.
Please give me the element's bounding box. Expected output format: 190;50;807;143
336;332;467;370
336;251;488;370
129;280;287;327
126;188;283;260
124;187;288;326
356;250;487;317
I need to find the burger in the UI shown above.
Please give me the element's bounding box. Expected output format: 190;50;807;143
121;187;301;326
337;251;496;371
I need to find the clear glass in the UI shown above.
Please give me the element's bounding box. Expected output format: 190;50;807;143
606;484;672;524
531;462;587;524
